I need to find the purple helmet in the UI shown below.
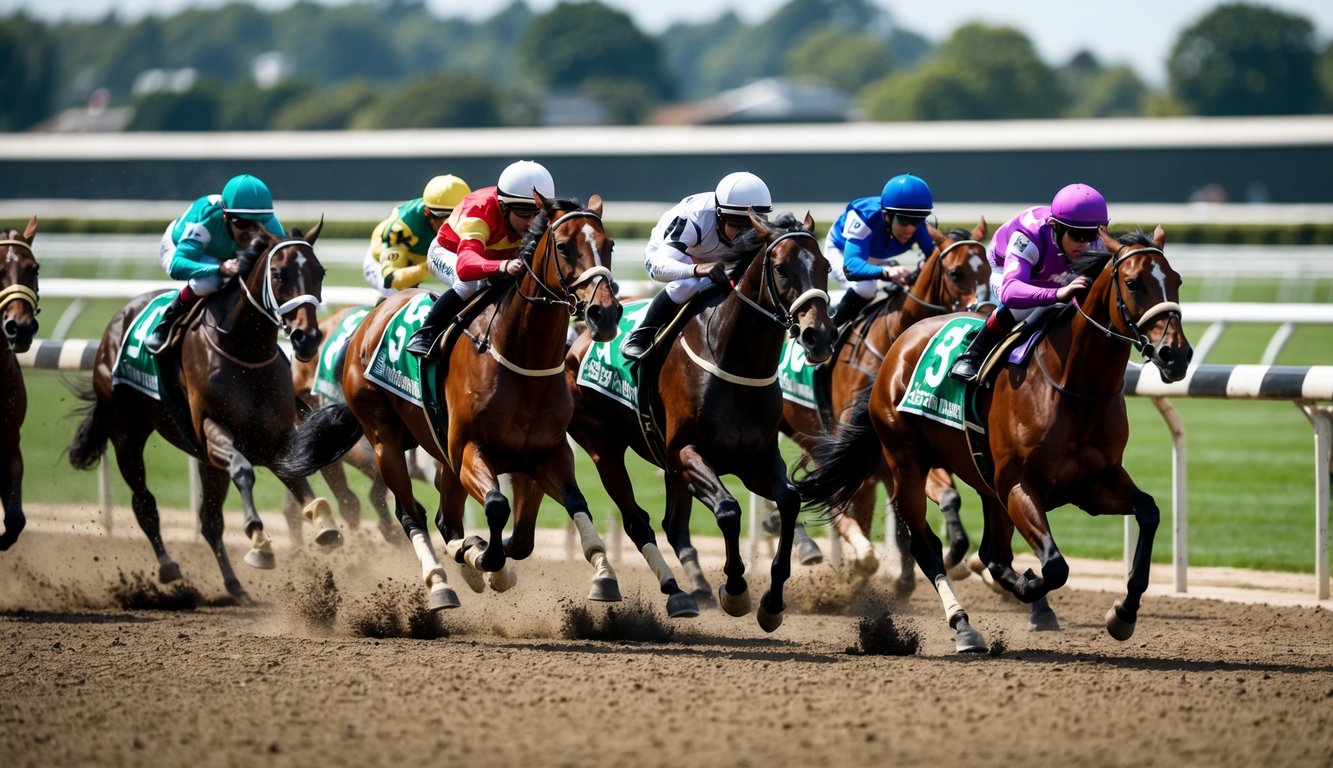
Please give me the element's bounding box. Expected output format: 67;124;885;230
1049;183;1108;229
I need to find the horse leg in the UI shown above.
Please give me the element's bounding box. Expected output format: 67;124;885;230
972;494;1058;629
277;472;341;552
372;433;458;611
0;443;25;551
662;477;715;610
454;444;509;575
525;449;621;602
675;446;749;618
432;470;486;594
319;460;362;531
109;427;181;583
195;463;249;600
1083;468;1160;641
927;468;970;575
1000;481;1069;604
751;449;805;633
885;490;918;597
761;499;822;566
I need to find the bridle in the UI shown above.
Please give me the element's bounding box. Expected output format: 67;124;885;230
238;238;322;338
732;230;830;336
515;209;614;317
1073;244;1182;358
0;239;39;316
901;238;987;314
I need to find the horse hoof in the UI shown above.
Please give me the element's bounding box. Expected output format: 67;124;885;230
1105;600;1136;641
665;592;699;618
243;549;276;570
946;559;974;581
893;573;916;599
458;565;486;594
1029;603;1062;632
756;591;784;633
953;616;989;653
378;521;402;546
797;538;824;566
159;561;183;583
429;582;461;611
690;587;717;610
717;584;751;617
314;528;343;549
587;577;622;602
486;566;517;593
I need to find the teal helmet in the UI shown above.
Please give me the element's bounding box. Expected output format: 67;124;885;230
221;174;274;220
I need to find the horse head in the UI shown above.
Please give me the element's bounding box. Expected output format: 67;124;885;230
236;219;326;362
737;210;835;364
1083;225;1192;383
522;191;621;342
0;216;40;353
926;218;993;313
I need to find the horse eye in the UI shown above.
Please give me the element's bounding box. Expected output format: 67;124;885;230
948;268;964;282
1124;278;1143;293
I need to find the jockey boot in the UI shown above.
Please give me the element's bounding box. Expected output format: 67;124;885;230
146;290;195;355
407;289;467;359
620;289;679;361
830;290;870;327
949;311;1014;382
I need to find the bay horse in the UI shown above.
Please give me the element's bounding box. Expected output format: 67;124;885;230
780;220;991;592
289;303;408;544
797;227;1191;652
275;193;623;612
0;216;40;551
68;223;336;600
566;211;836;629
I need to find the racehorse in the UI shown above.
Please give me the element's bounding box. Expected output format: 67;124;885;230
289;303;408;544
796;227;1190;652
780;220;991;592
566;211;836;629
0;216;40;551
275;193;623;612
68;223;336;600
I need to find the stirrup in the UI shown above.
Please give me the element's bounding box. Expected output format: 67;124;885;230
407;329;439;358
620;330;654;361
949;357;980;382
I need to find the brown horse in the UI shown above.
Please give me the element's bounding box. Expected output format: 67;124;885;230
276;193;623;611
68;223;335;600
289;303;409;544
780;220;991;591
566;212;836;629
796;227;1191;652
0;216;40;551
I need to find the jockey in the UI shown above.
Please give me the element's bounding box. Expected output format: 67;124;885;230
405;160;555;358
619;171;773;360
146;173;284;354
825;172;934;327
948;182;1105;382
364;174;471;298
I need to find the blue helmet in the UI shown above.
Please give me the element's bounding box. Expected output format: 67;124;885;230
221;174;274;220
880;173;933;216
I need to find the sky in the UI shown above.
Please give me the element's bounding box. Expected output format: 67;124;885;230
2;0;1332;86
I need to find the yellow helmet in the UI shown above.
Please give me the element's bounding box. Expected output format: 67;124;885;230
422;174;471;217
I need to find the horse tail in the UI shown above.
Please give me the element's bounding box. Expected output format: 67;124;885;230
270;402;364;478
67;380;109;471
793;391;882;521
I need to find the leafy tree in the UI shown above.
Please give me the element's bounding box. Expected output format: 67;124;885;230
0;15;58;131
861;23;1061;121
786;25;892;92
126;80;224;131
352;72;507;129
1316;41;1333;111
218;79;317;131
518;2;673;101
270;79;380;130
658;14;741;100
1167;3;1321;115
1058;52;1149;118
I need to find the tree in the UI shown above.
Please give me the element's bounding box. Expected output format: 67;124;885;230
518;1;673;102
1059;52;1149;118
218;79;317;131
353;72;507;129
271;80;380;130
786;25;892;93
0;16;58;131
861;23;1061;121
1167;3;1321;116
127;81;223;131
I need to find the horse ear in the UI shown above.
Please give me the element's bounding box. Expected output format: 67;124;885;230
1152;224;1166;249
927;222;943;245
305;215;324;245
586;194;603;218
23;215;37;241
533;189;551;213
748;207;773;237
802;211;816;234
972;216;987;241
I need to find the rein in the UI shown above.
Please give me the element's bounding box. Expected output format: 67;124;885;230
0;239;39;312
902;239;984;313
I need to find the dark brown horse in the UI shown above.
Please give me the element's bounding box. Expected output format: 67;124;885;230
276;194;623;611
69;224;334;600
0;216;40;551
797;227;1190;651
566;212;836;629
780;220;991;591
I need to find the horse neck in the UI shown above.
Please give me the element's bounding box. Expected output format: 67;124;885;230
706;262;787;372
489;265;570;370
213;271;281;358
1043;273;1131;394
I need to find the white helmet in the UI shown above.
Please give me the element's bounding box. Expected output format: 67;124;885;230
497;160;555;205
714;171;772;217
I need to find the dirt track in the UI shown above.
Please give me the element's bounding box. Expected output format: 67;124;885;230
2;505;1331;768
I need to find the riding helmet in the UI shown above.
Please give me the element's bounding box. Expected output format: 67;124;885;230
879;173;933;216
497;161;555;205
1048;183;1109;229
715;171;773;217
221;174;275;220
422;174;471;217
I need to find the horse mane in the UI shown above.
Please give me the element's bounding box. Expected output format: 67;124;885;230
234;231;269;277
1068;228;1155;281
943;227;973;242
516;196;586;263
723;211;799;279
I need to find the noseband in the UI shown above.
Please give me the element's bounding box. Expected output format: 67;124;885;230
0;240;39;315
733;230;830;335
517;210;614;316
